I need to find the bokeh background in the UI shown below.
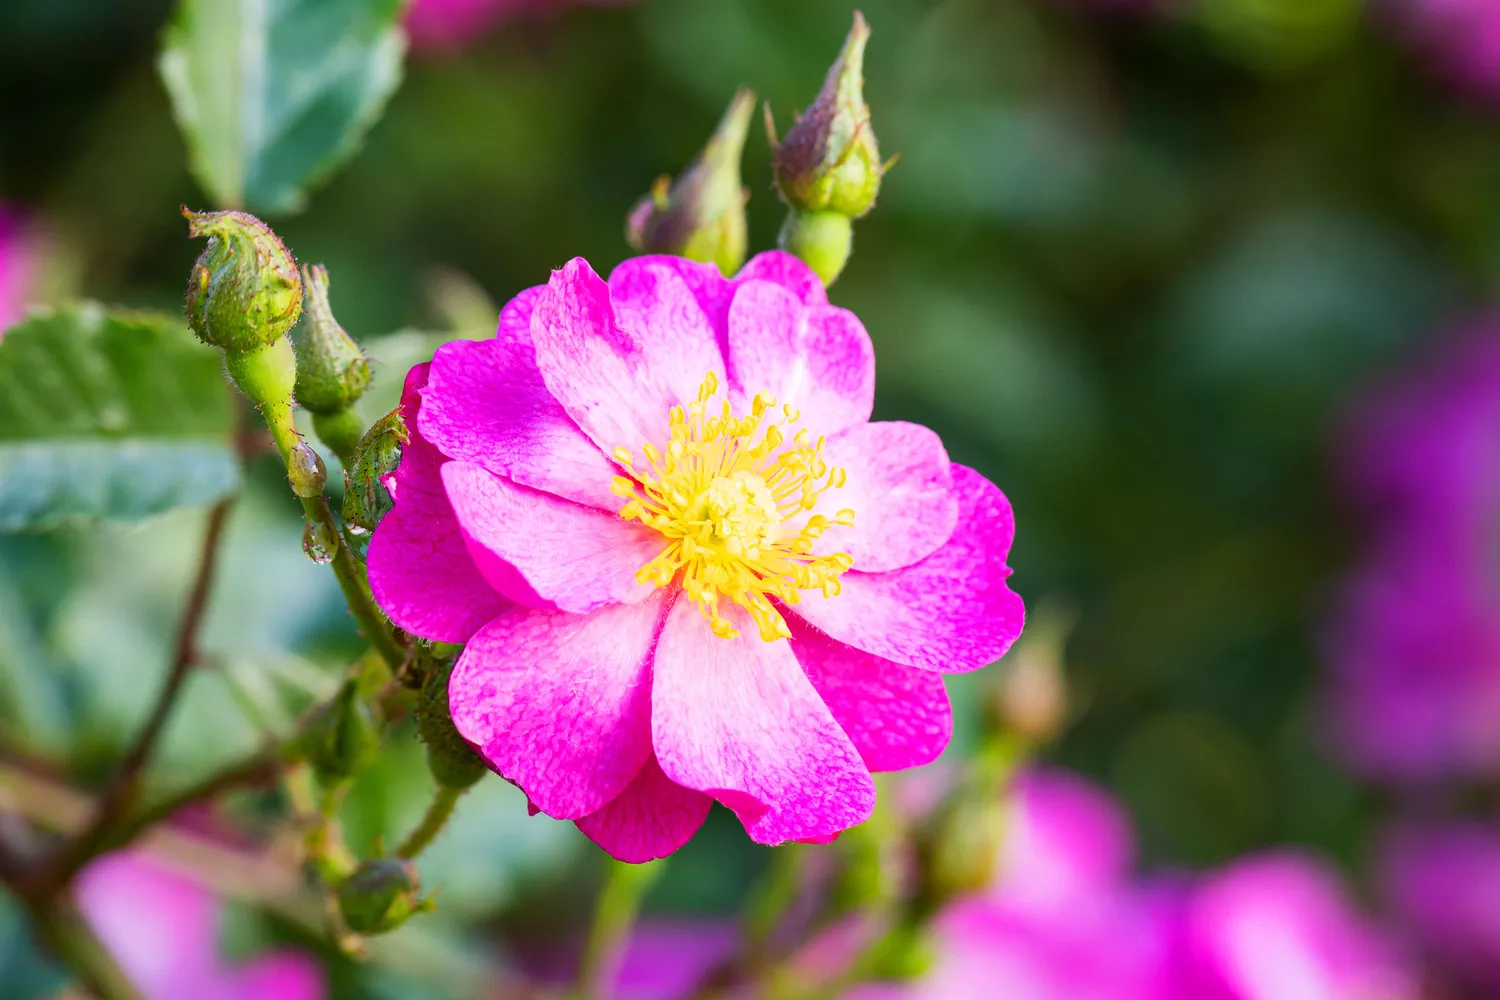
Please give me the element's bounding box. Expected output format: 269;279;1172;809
5;0;1500;996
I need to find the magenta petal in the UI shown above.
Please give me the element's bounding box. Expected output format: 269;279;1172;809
368;363;510;643
820;421;957;572
611;254;736;342
725;280;874;437
530;257;724;455
736;250;829;308
417;289;620;510
653;599;876;845
574;754;714;863
226;953;326;1000
441;461;661;613
790;618;953;772
450;596;664;819
791;465;1024;673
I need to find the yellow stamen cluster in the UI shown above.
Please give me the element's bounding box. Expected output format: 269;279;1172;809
611;372;856;641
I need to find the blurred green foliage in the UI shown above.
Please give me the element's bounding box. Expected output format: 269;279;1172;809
4;0;1500;994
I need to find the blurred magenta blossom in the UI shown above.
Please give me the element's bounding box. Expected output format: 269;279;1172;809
1380;821;1500;989
76;852;324;1000
0;205;38;332
1389;0;1500;98
841;768;1413;1000
367;252;1023;859
404;0;625;49
1327;327;1500;779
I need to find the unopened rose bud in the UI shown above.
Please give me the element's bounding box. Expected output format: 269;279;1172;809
183;208;302;353
627;88;755;276
990;607;1073;745
341;407;409;533
337;858;428;935
293;264;371;463
301;679;380;784
916;741;1016;907
417;656;487;790
770;13;884;220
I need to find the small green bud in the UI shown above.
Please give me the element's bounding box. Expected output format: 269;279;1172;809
337;859;428;935
627;88;755;276
342;407;409;532
778;209;854;287
183;207;302;352
769;13;884;220
417;656;487;790
301;679;380;783
293;265;371;415
991;608;1072;745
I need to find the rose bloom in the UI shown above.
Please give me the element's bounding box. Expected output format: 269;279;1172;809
1380;821;1500;990
1387;0;1500;99
1326;327;1500;779
76;852;324;1000
368;252;1024;860
404;0;625;50
0;205;38;332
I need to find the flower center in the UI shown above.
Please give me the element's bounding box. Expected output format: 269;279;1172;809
611;372;855;641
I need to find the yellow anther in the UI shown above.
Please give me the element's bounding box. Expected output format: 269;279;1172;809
612;371;858;642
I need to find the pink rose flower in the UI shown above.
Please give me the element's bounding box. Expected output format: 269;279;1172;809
1326;326;1500;779
1182;853;1418;1000
0;205;38;333
1379;821;1500;989
1387;0;1500;100
76;852;325;1000
368;252;1025;860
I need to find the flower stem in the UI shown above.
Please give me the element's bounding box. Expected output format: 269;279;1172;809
27;896;147;1000
394;785;462;860
572;858;667;1000
42;494;235;894
745;844;806;959
263;408;404;671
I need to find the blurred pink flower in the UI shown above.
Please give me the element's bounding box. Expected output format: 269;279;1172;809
1182;853;1418;1000
0;205;39;332
843;771;1415;1000
613;921;739;1000
1389;0;1500;99
75;852;324;1000
1380;821;1500;989
404;0;627;50
367;252;1024;859
1326;327;1500;779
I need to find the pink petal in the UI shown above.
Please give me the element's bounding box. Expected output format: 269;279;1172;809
791;465;1024;673
819;421;957;573
790;618;953;772
530;258;724;456
574;754;714;863
611;254;736;341
652;599;876;845
417;288;620;510
441;461;661;613
736;250;829;308
226;953;326;1000
725;280;874;437
450;595;665;819
368;363;510;643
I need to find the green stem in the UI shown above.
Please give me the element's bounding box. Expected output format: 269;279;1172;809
572;858;666;1000
100;748;281;855
264;410;404;671
28;896;147;1000
745;844;806;959
394;786;462;860
43;495;236;894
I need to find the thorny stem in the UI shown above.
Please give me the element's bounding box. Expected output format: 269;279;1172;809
264;415;405;671
572;858;667;1000
27;896;147;1000
42;495;236;895
395;785;462;860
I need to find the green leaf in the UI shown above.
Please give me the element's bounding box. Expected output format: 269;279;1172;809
159;0;407;215
0;304;239;530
